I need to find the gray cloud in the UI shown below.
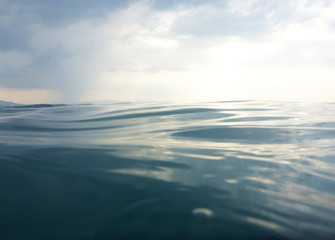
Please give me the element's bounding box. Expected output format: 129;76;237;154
1;0;334;103
1;0;136;24
0;0;138;51
0;0;137;101
151;0;223;11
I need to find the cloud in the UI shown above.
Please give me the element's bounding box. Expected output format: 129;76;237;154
1;0;335;103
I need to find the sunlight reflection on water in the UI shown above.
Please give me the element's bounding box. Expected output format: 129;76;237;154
1;100;335;239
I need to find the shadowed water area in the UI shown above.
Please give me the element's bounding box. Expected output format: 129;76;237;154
1;101;335;239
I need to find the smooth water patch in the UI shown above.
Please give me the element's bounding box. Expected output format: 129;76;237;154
1;101;335;239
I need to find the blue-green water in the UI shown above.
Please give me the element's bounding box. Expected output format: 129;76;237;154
1;101;335;239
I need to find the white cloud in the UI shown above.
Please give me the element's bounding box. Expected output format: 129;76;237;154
75;0;335;103
227;0;260;16
1;0;335;103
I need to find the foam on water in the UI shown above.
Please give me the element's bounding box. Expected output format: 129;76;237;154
1;100;335;239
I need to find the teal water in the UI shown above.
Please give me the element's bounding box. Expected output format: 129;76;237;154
1;101;335;239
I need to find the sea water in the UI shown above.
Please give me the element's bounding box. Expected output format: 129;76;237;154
1;100;335;239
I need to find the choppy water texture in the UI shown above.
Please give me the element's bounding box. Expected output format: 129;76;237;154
1;100;335;240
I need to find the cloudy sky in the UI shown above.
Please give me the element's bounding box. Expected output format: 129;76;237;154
1;0;335;104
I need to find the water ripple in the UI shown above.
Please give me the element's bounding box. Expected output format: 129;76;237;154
1;101;335;239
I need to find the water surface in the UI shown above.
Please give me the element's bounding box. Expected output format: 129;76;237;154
1;101;335;239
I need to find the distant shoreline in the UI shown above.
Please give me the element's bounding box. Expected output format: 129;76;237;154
0;100;20;106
